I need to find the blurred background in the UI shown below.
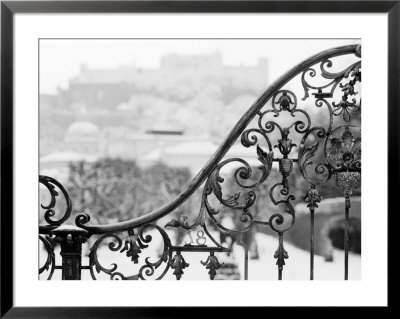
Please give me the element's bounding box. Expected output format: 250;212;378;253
39;39;361;280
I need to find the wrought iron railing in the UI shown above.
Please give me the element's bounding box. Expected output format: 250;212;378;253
39;45;361;280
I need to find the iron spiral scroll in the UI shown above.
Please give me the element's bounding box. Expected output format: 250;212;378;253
39;45;361;280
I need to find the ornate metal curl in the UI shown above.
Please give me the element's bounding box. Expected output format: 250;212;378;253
302;45;361;107
298;53;361;185
202;153;273;234
39;235;56;280
39;175;72;226
88;224;172;280
195;155;265;234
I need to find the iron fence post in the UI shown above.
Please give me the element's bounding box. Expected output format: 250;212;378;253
52;226;88;280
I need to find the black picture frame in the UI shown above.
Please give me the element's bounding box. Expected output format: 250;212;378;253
1;0;395;317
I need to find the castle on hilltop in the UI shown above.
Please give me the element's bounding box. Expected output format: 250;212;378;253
54;52;268;111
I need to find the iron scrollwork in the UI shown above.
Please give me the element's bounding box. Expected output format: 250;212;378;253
89;224;172;280
39;175;72;227
39;235;56;280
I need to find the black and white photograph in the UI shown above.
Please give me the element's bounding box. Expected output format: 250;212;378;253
39;38;361;281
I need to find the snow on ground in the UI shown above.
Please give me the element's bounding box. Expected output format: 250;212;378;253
40;231;360;280
234;233;361;280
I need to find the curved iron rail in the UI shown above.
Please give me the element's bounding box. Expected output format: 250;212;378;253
74;44;361;234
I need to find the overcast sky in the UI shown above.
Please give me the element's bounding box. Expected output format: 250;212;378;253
40;39;360;94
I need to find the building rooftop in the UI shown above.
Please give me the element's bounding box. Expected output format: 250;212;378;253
66;121;100;137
